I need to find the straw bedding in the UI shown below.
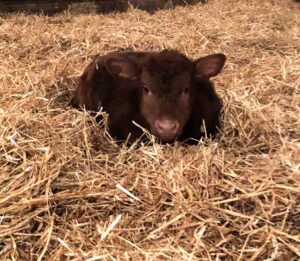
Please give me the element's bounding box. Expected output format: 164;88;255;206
0;0;299;260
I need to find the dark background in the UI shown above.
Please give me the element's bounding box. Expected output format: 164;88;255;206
0;0;205;15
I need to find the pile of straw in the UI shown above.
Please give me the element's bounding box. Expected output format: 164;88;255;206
0;0;299;259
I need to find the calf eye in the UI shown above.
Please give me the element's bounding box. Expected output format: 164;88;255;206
182;87;190;94
143;85;150;94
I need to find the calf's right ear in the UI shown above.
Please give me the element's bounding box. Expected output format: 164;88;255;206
105;58;138;79
194;53;226;79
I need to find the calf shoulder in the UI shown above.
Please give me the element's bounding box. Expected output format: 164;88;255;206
180;79;222;142
71;55;114;111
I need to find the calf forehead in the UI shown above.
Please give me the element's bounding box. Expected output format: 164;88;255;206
142;70;191;93
147;51;193;73
142;53;193;93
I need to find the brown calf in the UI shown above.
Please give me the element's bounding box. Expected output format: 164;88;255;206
71;50;226;143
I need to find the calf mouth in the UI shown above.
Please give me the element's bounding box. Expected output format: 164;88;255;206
154;130;182;143
158;135;178;143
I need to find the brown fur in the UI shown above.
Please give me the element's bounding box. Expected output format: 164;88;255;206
71;50;226;144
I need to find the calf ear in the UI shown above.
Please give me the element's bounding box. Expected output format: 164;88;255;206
194;53;226;79
105;58;138;79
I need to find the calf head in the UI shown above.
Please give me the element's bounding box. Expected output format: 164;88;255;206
106;50;226;142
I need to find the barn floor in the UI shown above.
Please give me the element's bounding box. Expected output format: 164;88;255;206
0;0;299;260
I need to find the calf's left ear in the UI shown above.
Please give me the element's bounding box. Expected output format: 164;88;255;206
194;53;226;79
105;58;138;79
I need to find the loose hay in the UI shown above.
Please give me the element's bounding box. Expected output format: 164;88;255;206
0;0;300;260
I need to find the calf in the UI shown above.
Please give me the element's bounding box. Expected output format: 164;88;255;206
71;50;226;143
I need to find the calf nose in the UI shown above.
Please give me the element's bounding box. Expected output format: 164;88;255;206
155;119;179;134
